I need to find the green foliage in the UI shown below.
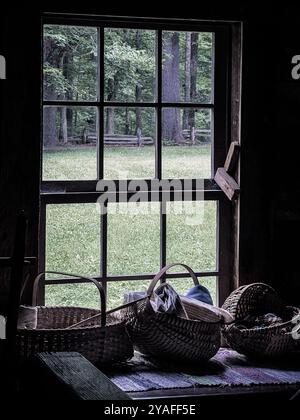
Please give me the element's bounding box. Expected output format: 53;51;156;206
44;26;213;146
44;64;72;97
44;26;98;101
106;108;155;137
105;29;156;102
198;33;214;103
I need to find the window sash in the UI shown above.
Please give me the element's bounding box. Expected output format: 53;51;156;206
39;15;231;306
42;21;229;183
38;195;228;306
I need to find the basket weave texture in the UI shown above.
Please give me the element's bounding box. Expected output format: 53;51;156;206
122;264;222;363
16;272;133;365
222;283;300;358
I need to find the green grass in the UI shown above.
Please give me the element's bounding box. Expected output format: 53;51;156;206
43;144;212;180
44;146;217;309
43;147;98;180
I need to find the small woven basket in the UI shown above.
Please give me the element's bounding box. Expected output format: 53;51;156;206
122;264;223;363
16;272;134;365
222;283;300;358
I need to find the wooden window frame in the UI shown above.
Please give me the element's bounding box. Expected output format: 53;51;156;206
39;14;237;307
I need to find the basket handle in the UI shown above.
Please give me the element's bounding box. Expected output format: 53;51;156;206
147;263;200;297
32;271;107;328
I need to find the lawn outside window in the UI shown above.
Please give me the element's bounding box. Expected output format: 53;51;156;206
40;14;236;309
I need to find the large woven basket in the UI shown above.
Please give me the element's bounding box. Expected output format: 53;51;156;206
222;283;300;358
16;272;133;365
122;264;223;363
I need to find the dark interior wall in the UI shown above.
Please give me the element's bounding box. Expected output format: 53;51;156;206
269;16;300;305
240;11;300;306
0;4;299;311
0;10;41;309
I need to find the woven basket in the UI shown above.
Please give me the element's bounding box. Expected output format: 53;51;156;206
222;283;300;358
16;272;134;365
122;264;223;363
222;283;284;320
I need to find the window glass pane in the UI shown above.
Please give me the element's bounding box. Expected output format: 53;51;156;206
105;28;156;102
166;277;217;305
107;202;160;276
46;283;102;309
162;108;212;179
166;201;217;273
104;107;156;179
162;31;213;104
46;277;218;309
107;280;150;310
46;204;100;276
43;106;98;180
43;25;98;101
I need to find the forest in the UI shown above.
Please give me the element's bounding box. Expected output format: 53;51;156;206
43;26;213;149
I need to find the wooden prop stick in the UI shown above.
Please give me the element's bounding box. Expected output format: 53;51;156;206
214;141;240;201
224;141;241;175
214;168;240;201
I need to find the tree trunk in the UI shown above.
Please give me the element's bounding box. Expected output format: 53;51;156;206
59;107;68;144
162;33;185;144
67;108;73;131
189;33;199;130
106;78;115;134
65;53;74;130
183;33;192;130
135;85;142;133
43;37;58;147
58;53;68;144
106;109;115;135
125;108;130;135
43;106;58;148
135;30;143;135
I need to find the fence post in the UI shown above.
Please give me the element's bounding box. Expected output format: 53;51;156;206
137;128;142;147
191;126;196;145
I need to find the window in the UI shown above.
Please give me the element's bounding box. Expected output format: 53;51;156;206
40;15;233;308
